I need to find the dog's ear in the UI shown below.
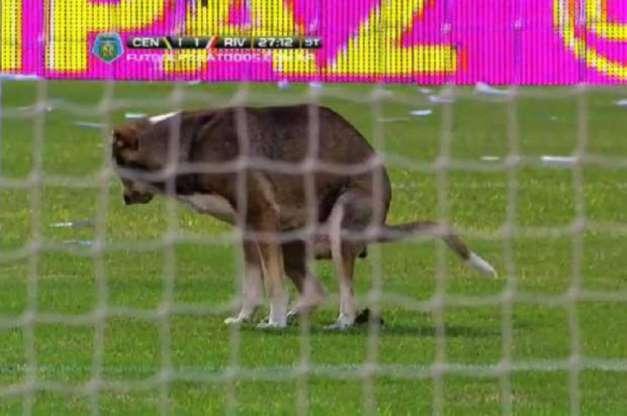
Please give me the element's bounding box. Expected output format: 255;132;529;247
113;124;141;151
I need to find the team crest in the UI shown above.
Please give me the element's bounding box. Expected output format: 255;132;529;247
92;33;124;64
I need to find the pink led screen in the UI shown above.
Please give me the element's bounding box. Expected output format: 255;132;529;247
0;0;625;84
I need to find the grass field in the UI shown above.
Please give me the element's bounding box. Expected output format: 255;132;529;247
1;81;626;415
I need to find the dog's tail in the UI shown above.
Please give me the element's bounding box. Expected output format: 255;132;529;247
375;221;497;278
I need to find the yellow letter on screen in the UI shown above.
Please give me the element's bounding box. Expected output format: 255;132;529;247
586;0;627;40
1;0;23;71
46;0;166;72
554;0;627;80
329;0;456;76
163;0;232;74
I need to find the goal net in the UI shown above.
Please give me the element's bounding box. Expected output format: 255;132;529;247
1;0;626;415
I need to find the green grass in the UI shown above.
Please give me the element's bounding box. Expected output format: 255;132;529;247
1;81;626;415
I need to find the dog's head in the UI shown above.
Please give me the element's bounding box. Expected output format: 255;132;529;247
111;120;155;205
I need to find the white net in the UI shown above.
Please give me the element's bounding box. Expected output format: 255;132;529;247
0;80;627;415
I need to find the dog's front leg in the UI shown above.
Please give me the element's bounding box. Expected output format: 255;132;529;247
251;212;288;329
224;241;263;325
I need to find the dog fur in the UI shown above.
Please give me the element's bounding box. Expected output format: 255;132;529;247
111;105;496;329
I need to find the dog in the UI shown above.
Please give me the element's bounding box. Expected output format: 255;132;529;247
111;105;497;329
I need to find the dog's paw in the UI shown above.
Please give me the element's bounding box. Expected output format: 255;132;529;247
286;307;312;323
286;309;299;324
224;315;251;326
324;318;355;331
255;320;287;330
325;312;362;331
323;321;354;331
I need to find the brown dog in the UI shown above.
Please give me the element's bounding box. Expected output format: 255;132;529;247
112;105;496;329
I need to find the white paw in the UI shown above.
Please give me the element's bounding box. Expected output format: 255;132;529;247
286;305;315;321
256;320;287;330
324;316;356;331
224;315;251;326
324;322;354;331
286;309;299;321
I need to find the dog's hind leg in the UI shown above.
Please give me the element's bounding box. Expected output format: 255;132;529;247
325;192;372;330
224;241;264;325
282;241;326;320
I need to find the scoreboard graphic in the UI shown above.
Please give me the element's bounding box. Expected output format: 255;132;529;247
0;0;626;84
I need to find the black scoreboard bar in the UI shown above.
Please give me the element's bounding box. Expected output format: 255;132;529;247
253;36;299;49
127;36;322;50
167;36;211;49
215;36;252;49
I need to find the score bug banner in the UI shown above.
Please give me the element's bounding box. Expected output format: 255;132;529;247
1;0;626;84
